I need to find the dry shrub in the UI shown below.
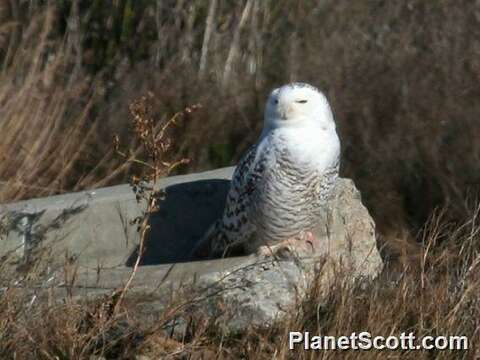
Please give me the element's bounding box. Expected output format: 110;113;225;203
1;1;480;358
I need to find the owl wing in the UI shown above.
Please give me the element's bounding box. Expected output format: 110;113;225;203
190;140;269;259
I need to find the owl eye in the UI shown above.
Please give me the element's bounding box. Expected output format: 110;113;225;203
296;100;308;104
274;99;279;104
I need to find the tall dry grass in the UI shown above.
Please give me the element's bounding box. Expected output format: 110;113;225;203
0;208;479;359
1;1;480;357
1;1;479;240
0;4;106;201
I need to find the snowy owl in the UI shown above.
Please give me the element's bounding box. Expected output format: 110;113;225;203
191;82;340;259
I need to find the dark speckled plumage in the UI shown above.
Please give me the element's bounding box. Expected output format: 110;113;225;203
190;83;340;259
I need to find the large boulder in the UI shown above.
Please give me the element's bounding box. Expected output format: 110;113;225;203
189;177;382;332
0;167;382;331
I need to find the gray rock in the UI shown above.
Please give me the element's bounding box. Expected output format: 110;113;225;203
0;167;382;331
196;258;309;332
0;167;233;267
186;178;382;332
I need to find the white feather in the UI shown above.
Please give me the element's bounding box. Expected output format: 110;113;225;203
192;83;341;259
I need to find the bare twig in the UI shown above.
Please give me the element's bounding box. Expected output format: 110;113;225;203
111;94;200;314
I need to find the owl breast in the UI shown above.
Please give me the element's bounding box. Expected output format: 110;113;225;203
247;131;339;251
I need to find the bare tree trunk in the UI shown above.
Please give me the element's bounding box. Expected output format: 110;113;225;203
198;0;217;78
182;3;196;63
68;0;82;79
222;0;252;87
154;0;163;67
248;0;265;89
247;0;258;75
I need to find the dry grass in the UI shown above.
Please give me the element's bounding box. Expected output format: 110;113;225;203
1;1;478;237
0;208;479;359
1;0;480;358
0;4;109;201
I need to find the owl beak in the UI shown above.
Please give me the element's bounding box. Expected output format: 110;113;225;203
279;104;294;120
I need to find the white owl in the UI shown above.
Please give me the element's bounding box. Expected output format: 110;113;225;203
192;82;340;259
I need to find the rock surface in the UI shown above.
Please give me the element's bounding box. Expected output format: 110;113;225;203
0;168;233;267
0;167;382;331
191;177;382;332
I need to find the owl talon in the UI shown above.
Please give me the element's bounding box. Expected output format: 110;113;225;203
255;231;318;259
256;243;292;258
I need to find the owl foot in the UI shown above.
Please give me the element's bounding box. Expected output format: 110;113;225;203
256;231;318;259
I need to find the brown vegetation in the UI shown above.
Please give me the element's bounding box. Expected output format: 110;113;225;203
1;0;480;358
0;209;478;359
